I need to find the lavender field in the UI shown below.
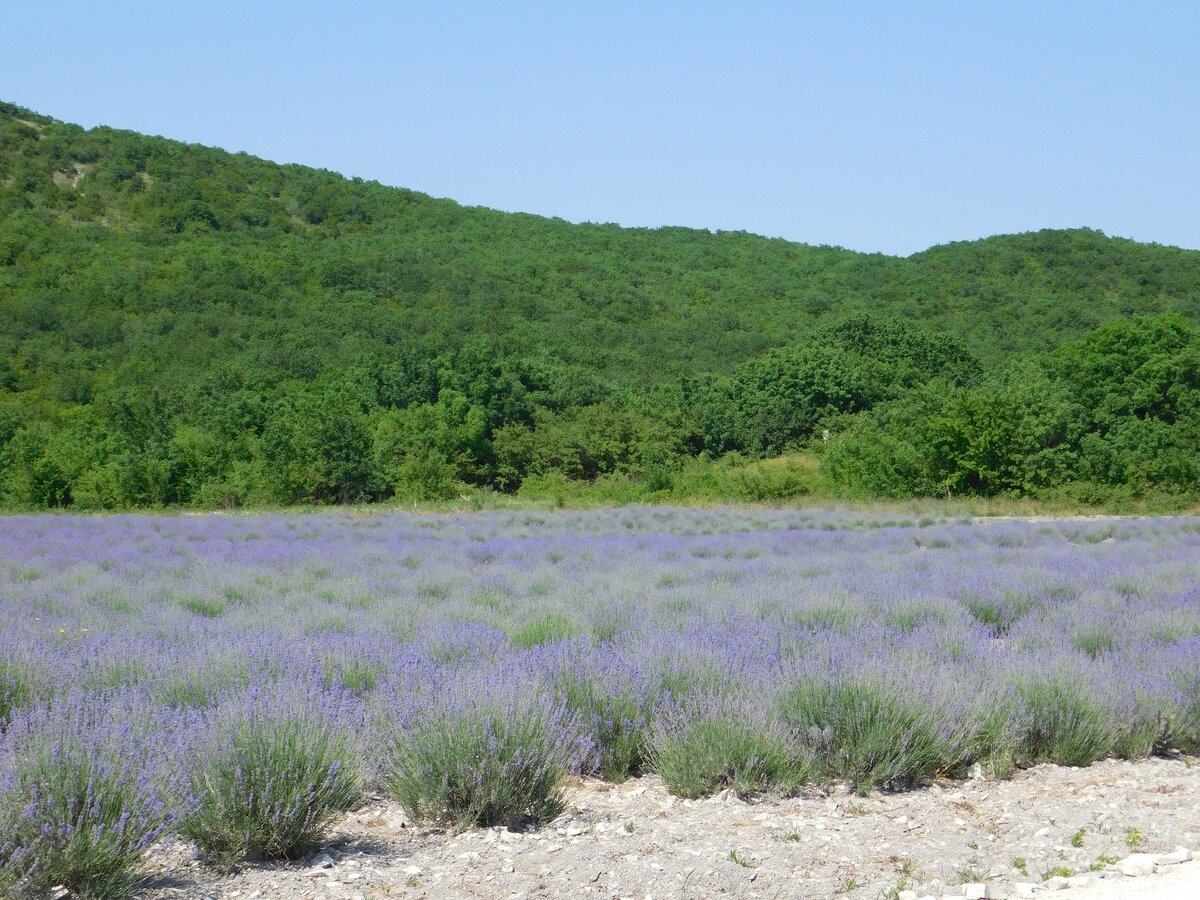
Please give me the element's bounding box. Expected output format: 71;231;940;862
2;508;1200;897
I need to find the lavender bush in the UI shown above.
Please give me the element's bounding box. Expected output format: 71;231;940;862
0;505;1196;874
0;695;184;898
384;680;580;828
181;691;363;868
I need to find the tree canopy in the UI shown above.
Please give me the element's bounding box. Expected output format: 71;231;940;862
1;100;1198;507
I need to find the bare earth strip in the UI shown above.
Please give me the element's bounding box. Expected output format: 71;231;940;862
140;756;1200;900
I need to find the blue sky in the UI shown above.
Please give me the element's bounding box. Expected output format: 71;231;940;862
4;1;1198;255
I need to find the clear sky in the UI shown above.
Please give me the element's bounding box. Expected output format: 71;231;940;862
3;1;1198;256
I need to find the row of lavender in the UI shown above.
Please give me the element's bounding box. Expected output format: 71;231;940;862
2;508;1199;896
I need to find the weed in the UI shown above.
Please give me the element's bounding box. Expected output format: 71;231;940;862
957;863;988;883
728;850;756;868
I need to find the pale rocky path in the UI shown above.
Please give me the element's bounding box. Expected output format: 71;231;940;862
138;757;1200;900
1073;863;1198;900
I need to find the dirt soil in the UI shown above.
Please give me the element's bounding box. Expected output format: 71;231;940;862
136;756;1200;900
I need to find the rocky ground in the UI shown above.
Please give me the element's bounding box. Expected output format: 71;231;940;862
137;756;1200;900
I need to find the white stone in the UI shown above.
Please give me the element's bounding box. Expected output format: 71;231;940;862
1117;854;1157;877
1155;847;1194;865
984;886;1009;899
897;891;918;900
963;884;986;900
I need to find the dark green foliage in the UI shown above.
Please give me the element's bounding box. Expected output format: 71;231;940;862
2;100;1200;507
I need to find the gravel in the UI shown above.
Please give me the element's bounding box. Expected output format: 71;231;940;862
135;755;1200;900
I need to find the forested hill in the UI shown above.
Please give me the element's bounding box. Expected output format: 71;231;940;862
2;99;1199;508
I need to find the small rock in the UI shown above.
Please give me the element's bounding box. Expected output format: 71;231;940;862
1155;847;1194;866
711;788;745;804
897;891;918;900
1117;853;1157;877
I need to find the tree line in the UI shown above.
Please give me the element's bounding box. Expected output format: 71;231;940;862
1;101;1198;507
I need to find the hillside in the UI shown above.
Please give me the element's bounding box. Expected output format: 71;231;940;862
1;100;1199;508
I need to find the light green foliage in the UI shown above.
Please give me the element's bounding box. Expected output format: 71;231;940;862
509;614;579;649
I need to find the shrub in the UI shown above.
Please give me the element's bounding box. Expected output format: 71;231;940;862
1073;627;1116;659
648;695;805;799
650;717;800;799
962;594;1036;636
779;679;958;795
967;695;1021;780
393;450;463;502
510;614;578;649
559;675;647;782
179;595;226;618
1014;678;1115;766
0;658;33;727
0;701;179;899
385;692;573;829
320;656;381;697
182;713;361;868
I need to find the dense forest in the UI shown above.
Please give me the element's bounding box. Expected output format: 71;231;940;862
1;100;1198;508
